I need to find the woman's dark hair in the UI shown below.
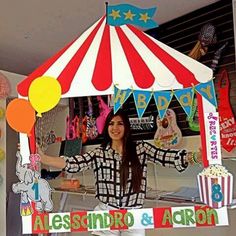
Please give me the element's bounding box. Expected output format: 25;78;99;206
101;109;142;192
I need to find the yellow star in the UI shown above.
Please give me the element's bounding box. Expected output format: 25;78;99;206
123;10;136;20
139;12;151;23
109;10;121;20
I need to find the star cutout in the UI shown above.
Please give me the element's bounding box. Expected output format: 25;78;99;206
123;10;136;20
109;10;121;20
139;13;151;23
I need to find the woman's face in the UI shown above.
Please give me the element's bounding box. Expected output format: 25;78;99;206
108;115;125;141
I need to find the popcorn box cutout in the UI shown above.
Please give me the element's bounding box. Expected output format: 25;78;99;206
197;171;233;208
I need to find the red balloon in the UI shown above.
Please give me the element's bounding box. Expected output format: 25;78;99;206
6;98;36;135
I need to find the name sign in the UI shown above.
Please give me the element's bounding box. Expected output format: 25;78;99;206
22;206;229;234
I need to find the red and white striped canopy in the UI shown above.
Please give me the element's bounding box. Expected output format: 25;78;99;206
17;16;213;98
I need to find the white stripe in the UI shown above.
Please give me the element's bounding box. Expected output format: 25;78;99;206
228;173;233;204
146;34;213;83
197;175;203;202
215;207;229;226
87;210;110;231
66;17;113;97
171;206;196;228
19;133;30;165
110;26;135;90
201;98;222;165
49;212;71;233
218;177;222;208
128;208;154;229
17;95;31;163
122;25;179;89
202;176;208;203
208;177;213;207
43;17;102;78
22;214;32;234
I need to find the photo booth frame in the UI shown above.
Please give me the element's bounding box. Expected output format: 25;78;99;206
12;14;231;234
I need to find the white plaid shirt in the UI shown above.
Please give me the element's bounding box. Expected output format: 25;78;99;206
62;141;188;208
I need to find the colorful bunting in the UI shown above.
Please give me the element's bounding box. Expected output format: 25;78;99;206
113;81;217;119
107;4;158;29
153;90;173;119
133;90;152;118
195;80;217;107
174;87;194;118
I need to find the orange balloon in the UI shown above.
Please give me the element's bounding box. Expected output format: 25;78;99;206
6;98;36;135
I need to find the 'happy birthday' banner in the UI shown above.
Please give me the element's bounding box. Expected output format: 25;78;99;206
114;80;217;119
23;206;228;234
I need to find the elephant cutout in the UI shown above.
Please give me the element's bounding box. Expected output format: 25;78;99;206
12;151;53;216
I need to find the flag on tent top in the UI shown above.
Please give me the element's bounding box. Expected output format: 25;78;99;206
107;4;158;29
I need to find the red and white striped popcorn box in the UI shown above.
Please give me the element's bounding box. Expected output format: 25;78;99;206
197;173;233;208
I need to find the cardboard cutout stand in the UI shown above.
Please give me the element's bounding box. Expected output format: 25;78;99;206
13;15;232;234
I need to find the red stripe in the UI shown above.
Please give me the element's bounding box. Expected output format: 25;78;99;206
71;211;88;232
115;27;155;89
153;207;172;228
221;177;225;207
212;178;218;209
32;203;49;234
199;175;204;202
109;209;128;230
29;124;36;154
17;38;76;96
194;205;216;227
205;176;209;205
227;175;231;204
92;24;112;90
128;25;199;88
197;93;209;167
57;16;106;94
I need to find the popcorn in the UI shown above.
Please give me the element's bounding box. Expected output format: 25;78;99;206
198;164;229;177
197;164;233;208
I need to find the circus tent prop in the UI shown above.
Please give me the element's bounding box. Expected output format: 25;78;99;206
17;15;218;169
17;16;213;98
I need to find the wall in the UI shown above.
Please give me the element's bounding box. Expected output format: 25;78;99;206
234;0;236;60
0;70;26;236
0;98;6;236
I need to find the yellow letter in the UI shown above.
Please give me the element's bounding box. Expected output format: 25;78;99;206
200;85;213;99
137;94;147;108
179;92;192;107
114;89;127;105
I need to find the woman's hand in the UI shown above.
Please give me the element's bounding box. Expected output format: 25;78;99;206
36;143;66;169
196;148;202;164
186;148;202;165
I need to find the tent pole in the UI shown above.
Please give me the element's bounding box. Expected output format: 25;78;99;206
196;93;209;167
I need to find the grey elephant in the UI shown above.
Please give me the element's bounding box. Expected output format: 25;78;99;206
12;151;53;214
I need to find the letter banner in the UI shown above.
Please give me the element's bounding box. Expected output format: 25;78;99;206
113;86;132;114
133;90;152;118
195;80;217;107
23;206;229;234
174;88;194;118
153;90;173;120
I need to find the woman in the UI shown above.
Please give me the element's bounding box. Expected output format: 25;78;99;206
39;110;200;236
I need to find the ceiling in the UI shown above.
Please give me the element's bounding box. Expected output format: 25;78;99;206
0;0;219;76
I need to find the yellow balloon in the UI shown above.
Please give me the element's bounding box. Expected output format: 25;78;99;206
29;76;61;117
